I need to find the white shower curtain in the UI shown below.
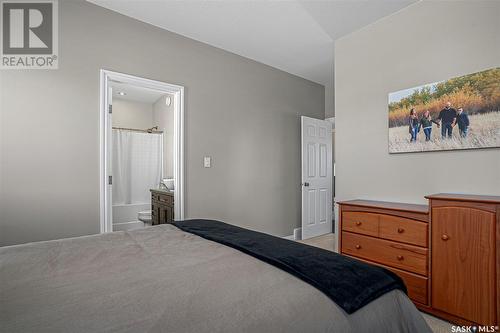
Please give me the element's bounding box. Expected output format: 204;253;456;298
112;130;163;205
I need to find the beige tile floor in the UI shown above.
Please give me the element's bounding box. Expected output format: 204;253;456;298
299;233;453;333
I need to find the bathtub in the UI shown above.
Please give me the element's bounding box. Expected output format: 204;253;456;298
112;203;150;231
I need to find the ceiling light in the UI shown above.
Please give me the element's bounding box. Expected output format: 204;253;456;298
118;91;126;96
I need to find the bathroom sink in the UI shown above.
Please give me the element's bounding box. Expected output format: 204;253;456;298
162;178;175;191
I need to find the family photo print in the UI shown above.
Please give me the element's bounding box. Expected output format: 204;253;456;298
388;67;500;153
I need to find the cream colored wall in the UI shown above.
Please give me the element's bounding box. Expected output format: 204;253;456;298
112;98;154;129
334;1;500;208
153;95;174;178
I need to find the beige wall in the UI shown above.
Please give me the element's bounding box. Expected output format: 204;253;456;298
113;98;153;129
153;95;174;178
0;0;324;246
334;1;500;209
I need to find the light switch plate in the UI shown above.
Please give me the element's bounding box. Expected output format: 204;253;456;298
204;156;211;168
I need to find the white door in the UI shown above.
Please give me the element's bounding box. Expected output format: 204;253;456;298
301;116;332;239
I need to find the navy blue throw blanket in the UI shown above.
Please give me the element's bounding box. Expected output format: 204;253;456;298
172;219;407;314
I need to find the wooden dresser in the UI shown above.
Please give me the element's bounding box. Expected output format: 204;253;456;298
426;193;499;327
339;195;500;327
338;200;430;306
151;189;174;225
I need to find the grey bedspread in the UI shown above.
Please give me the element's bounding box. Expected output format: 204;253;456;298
0;224;431;333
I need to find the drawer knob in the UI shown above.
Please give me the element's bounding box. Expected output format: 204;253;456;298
355;221;362;226
355;244;361;249
441;234;449;241
397;227;404;233
397;255;404;261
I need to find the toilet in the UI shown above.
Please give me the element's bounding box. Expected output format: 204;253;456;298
138;210;152;224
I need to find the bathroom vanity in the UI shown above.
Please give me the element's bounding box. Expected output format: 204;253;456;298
151;189;174;225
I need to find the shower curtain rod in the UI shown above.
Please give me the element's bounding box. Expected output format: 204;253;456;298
112;126;163;134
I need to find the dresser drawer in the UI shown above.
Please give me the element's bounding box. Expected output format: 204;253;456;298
345;254;428;305
342;212;379;237
379;215;428;247
342;232;428;275
385;266;428;304
153;193;173;205
151;193;161;202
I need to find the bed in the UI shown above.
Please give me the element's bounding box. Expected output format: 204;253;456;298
0;221;431;332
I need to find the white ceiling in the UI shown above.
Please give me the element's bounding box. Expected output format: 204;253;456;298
110;81;170;104
90;0;416;86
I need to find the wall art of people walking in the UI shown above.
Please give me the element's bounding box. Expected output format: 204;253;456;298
388;67;500;153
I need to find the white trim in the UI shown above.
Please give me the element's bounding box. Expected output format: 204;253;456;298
283;228;303;241
293;227;302;241
282;228;302;240
325;117;335;132
99;70;185;233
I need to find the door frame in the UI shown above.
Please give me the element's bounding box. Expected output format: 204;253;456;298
99;69;185;233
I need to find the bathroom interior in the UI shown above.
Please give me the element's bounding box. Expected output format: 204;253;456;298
110;81;174;231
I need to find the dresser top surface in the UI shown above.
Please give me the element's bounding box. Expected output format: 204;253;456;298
338;199;429;214
425;193;500;204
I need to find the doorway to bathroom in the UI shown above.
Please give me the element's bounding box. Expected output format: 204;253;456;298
99;70;184;233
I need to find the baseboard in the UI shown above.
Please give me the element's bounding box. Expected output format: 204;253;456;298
283;228;302;241
293;227;302;240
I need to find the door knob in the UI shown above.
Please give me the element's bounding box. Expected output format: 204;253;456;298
302;182;310;187
397;255;404;261
355;244;361;249
441;234;449;241
355;221;362;226
397;228;404;233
